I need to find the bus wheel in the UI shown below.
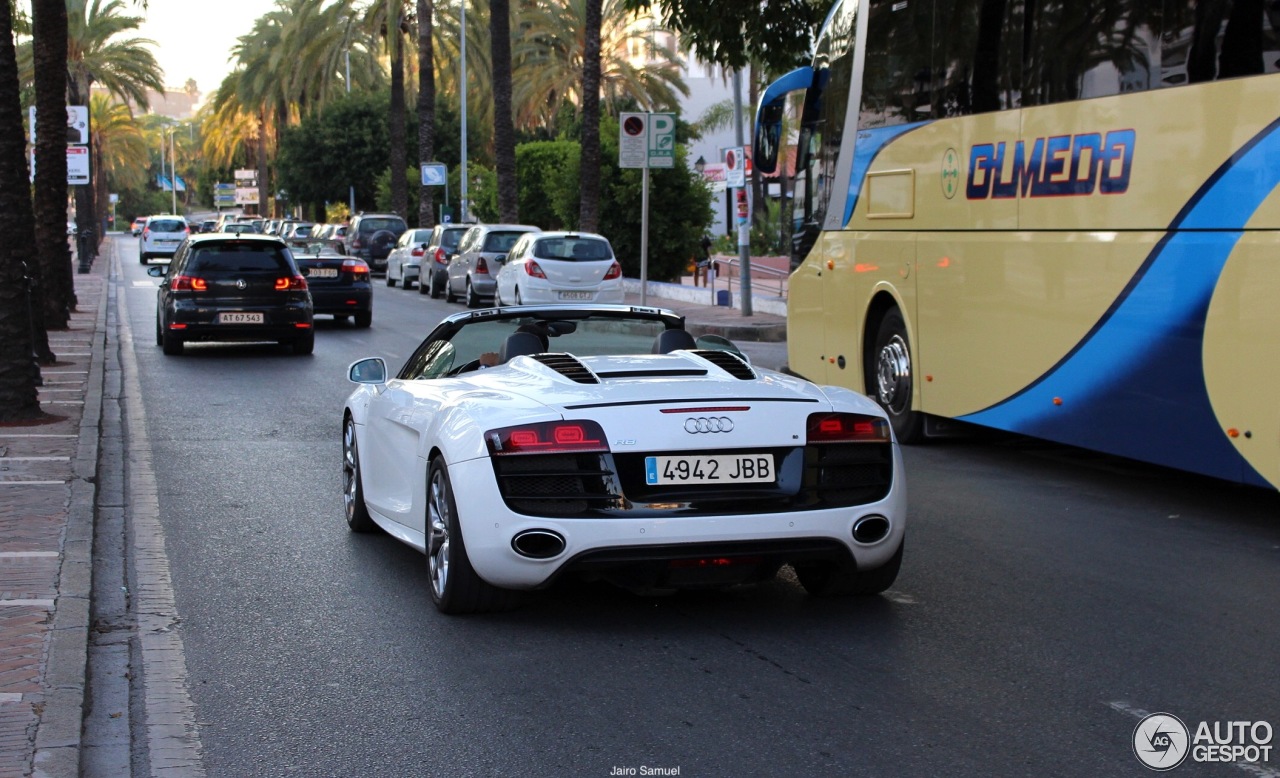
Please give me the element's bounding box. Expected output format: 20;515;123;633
868;308;923;443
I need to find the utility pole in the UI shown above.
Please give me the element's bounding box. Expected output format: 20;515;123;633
732;70;753;316
460;0;469;223
346;50;355;216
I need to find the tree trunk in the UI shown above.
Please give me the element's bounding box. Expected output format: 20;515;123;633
578;0;602;233
29;0;65;361
417;0;436;228
67;75;97;277
256;109;269;217
490;0;518;222
389;20;408;221
0;0;47;420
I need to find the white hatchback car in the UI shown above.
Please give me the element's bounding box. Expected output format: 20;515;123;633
139;215;189;264
385;227;434;289
494;231;623;306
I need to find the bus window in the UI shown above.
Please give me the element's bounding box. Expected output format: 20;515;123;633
1162;0;1280;87
859;0;934;128
933;0;1023;115
1023;0;1158;104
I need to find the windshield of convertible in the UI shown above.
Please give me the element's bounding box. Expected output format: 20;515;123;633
399;313;672;380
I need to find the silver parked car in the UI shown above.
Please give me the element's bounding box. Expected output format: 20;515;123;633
385;228;434;289
445;224;540;307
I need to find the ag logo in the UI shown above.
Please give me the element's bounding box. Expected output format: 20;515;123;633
1133;713;1190;771
941;147;960;199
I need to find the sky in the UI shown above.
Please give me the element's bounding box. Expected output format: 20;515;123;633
134;0;268;103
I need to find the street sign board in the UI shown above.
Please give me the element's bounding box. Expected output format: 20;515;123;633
619;113;648;169
234;169;256;181
28;106;89;144
235;187;258;205
647;113;675;168
699;162;728;193
67;146;89;185
421;162;447;186
724;147;746;188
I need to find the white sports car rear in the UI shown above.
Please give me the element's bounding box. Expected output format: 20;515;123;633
342;305;906;613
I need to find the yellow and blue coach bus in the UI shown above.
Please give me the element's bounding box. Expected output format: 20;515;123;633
755;0;1280;488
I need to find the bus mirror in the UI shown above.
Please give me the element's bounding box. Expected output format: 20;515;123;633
754;101;784;176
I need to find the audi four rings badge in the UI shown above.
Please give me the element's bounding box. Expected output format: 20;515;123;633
684;417;734;433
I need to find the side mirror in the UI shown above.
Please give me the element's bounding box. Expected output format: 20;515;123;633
146;265;168;278
348;357;387;384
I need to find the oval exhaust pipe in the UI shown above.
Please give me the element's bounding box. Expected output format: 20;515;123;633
852;515;890;544
511;529;566;559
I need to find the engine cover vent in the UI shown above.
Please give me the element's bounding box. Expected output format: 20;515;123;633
530;352;600;384
691;349;757;380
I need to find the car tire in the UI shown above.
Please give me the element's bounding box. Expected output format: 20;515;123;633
426;458;522;614
445;279;457;304
794;538;903;597
354;311;372;328
161;327;183;356
291;331;315;355
386;272;397;287
140;253;148;265
154;314;163;347
515;288;522;306
866;308;923;443
419;275;432;296
342;418;378;533
465;279;481;309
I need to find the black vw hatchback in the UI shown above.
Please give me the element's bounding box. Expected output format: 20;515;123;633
149;234;314;355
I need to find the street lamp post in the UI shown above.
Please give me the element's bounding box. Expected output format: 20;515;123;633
459;0;469;223
169;129;177;214
346;50;355;216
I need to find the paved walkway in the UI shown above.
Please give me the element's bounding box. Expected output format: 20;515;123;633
0;257;106;778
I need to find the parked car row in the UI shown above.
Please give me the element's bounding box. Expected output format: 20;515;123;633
382;223;625;309
144;231;373;357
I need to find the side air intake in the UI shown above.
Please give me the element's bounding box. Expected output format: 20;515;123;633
691;349;757;380
530;352;599;384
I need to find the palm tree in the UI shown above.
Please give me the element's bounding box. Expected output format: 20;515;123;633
579;0;602;232
0;0;44;420
513;0;688;131
90;93;149;194
491;0;518;221
366;0;411;219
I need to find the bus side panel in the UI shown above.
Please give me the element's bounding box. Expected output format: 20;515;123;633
828;232;916;396
1205;233;1280;488
1019;80;1280;232
786;240;834;385
915;232;1157;419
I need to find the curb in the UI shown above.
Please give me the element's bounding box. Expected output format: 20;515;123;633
32;257;108;777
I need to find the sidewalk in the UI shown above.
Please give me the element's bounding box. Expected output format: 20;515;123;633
622;280;787;343
0;257;107;778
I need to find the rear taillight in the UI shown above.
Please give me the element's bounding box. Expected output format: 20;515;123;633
434;248;447;265
276;275;309;291
169;275;207;292
342;259;369;276
352;237;363;249
411;247;424;257
142;228;150;239
524;261;546;279
485;420;609;456
475;257;489;274
806;413;891;444
603;261;622;280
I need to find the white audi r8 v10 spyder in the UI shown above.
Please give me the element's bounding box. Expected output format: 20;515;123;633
342;305;906;613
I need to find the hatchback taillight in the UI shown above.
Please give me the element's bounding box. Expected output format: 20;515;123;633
169;275;206;292
142;228;150;239
603;261;622;280
475;257;489;274
276;275;309;291
524;261;546;279
434;248;447;265
411;247;424;257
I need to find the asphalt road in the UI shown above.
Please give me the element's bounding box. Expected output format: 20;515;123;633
116;235;1280;777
